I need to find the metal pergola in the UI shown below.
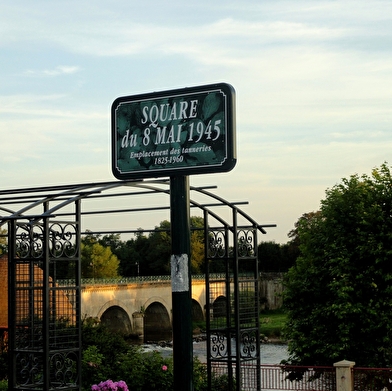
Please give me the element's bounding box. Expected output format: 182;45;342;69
0;179;274;391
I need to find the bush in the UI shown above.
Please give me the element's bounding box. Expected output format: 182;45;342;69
0;351;7;381
81;320;235;391
193;360;236;391
111;350;173;391
2;319;233;391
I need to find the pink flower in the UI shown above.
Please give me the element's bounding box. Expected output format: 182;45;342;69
91;380;129;391
162;365;168;371
116;380;129;391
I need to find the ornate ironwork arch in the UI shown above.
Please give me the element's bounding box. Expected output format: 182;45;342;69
0;179;274;391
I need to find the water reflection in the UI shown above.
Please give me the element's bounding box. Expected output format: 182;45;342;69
260;343;288;364
139;340;288;364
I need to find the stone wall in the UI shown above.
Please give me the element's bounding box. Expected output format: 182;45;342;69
259;272;284;310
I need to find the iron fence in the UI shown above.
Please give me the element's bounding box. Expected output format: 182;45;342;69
57;273;228;286
353;367;392;391
211;362;336;391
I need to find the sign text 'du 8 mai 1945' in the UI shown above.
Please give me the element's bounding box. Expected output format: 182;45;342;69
111;83;236;179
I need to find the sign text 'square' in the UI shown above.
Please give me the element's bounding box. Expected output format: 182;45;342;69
111;83;236;179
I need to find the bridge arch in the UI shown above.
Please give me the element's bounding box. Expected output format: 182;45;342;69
96;299;130;319
143;296;171;318
96;299;134;334
101;305;132;335
144;301;171;342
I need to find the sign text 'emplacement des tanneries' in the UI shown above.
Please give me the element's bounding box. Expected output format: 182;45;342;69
111;83;236;179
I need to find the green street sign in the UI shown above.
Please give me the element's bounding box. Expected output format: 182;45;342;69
111;83;236;179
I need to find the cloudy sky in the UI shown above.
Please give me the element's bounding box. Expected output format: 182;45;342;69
1;1;391;243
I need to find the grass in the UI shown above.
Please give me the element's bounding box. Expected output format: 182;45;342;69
259;309;287;340
193;309;287;341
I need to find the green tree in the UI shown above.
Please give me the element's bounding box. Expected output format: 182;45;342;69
115;231;150;277
190;231;204;274
81;232;119;278
258;241;283;272
113;217;206;276
190;216;205;274
146;220;172;275
99;233;122;254
283;163;392;367
90;217;206;277
258;241;297;272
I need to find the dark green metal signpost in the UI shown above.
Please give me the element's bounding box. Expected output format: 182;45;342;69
111;83;236;391
170;175;193;391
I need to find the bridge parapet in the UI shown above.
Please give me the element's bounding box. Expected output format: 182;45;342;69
59;273;261;340
57;274;228;286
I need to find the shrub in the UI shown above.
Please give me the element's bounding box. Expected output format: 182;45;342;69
111;350;173;391
0;351;7;381
81;320;237;391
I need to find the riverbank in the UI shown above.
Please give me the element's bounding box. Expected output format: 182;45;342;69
260;309;287;341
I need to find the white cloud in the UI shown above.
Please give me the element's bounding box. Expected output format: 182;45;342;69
24;65;80;77
0;94;107;119
1;0;392;243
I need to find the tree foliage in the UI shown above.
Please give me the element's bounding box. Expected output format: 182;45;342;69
81;233;119;278
283;163;392;367
258;241;298;272
106;216;206;276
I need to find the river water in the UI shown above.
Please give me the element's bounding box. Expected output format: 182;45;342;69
141;340;288;364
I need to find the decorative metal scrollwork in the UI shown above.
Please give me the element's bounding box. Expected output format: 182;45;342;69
49;222;78;258
16;352;44;386
16;223;44;259
15;351;78;388
237;229;255;257
49;351;78;387
15;222;78;259
210;333;228;358
208;230;226;258
240;329;257;359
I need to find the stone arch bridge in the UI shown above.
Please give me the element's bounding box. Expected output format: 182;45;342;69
68;275;230;341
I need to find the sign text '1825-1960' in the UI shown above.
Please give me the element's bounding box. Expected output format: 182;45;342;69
111;83;236;179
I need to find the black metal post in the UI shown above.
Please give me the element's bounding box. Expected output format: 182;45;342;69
170;175;193;391
76;199;82;390
43;218;50;391
8;220;16;388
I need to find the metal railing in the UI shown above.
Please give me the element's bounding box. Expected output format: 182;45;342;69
211;362;336;391
210;363;392;391
57;274;229;286
353;367;392;391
